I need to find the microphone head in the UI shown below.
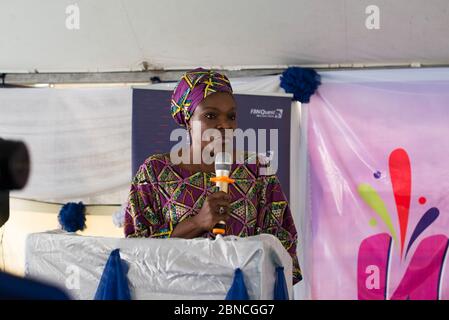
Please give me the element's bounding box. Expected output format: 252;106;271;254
215;152;232;172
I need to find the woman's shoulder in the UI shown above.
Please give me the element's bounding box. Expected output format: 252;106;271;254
133;153;171;183
142;153;171;166
235;151;276;178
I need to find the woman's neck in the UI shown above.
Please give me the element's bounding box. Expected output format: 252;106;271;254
175;147;215;174
173;145;238;174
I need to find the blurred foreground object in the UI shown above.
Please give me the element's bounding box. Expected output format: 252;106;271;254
0;138;30;227
0;138;69;300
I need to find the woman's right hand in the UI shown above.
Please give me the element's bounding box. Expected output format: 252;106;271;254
193;191;231;232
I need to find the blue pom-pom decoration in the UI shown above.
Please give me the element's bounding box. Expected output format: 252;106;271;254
280;67;321;103
58;202;86;232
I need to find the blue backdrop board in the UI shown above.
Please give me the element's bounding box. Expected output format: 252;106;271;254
132;89;291;199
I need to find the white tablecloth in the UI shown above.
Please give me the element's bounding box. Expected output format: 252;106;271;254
25;231;293;300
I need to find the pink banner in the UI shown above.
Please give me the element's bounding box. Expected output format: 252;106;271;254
307;80;449;299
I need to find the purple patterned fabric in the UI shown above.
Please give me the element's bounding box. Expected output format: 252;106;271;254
170;68;233;127
124;153;302;284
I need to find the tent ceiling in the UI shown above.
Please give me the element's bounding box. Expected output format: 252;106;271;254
1;0;448;73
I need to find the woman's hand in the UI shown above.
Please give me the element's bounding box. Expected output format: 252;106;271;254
192;191;231;232
171;191;231;239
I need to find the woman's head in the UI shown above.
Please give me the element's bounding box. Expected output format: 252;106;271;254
170;68;234;127
170;68;237;155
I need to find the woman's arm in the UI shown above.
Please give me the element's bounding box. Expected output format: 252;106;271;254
170;216;205;239
124;162;171;238
124;181;171;238
258;174;303;284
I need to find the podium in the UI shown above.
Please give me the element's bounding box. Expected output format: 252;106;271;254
25;231;293;300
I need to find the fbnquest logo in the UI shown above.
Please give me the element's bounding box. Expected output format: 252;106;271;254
357;148;448;300
250;108;283;119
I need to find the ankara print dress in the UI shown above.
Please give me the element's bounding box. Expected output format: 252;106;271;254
124;153;302;284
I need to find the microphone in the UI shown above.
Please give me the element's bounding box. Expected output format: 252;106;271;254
214;152;232;192
211;152;234;236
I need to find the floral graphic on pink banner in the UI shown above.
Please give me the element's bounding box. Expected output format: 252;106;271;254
307;79;449;299
357;148;448;299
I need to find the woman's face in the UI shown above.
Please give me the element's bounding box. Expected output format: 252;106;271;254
188;91;237;155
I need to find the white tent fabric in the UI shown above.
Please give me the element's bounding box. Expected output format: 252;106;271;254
1;0;448;72
1;88;132;204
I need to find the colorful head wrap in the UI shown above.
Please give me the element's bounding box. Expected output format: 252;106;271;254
170;68;233;127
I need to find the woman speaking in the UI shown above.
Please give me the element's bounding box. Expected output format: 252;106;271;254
124;68;302;284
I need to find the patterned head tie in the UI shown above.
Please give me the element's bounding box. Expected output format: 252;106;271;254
170;68;233;127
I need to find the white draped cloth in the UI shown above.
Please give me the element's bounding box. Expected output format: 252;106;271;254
25;232;293;300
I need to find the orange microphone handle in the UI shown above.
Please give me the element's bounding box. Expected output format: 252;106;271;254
210;176;235;184
210;176;233;236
